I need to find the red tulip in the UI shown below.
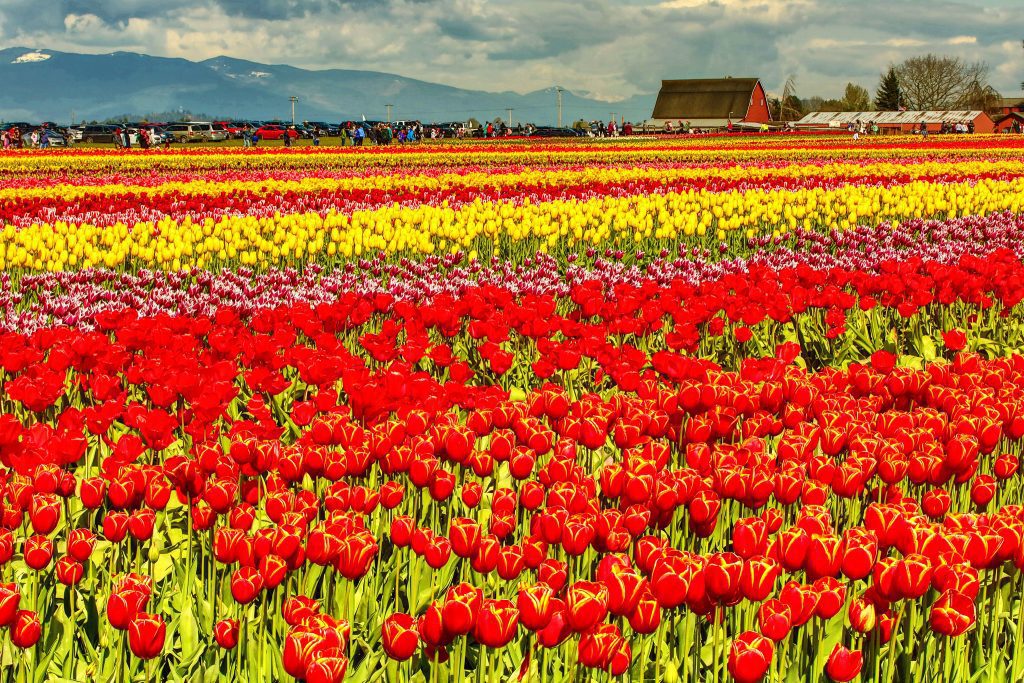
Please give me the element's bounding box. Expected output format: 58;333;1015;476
627;587;661;635
102;511;130;542
758;599;792;642
825;644;863;682
470;535;500;574
29;493;61;535
740;556;780;602
0;583;20;627
814;577;847;619
461;482;483;507
941;329;967;351
929;590;976;637
848;595;876;633
80;477;106;509
283;628;327;679
282;596;320;626
566;581;609;632
895;554;932;599
55;556;85;586
449;517;482;558
0;529;13;565
214;618;239;649
107;588;149;630
382;613;419;661
305;652;349;683
260;553;289;589
10;610;41;648
441;583;482;636
473;599;519;648
231;566;264;605
704;552;742;602
517;583;555;631
24;535;53;571
128;509;155;541
67;528;96;562
538;559;568;592
128;612;166;659
775;527;810;572
390;516;414;547
728;630;773;683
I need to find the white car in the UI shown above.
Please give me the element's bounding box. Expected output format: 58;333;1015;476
163;122;228;143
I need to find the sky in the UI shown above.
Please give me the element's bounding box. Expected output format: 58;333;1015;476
0;0;1021;101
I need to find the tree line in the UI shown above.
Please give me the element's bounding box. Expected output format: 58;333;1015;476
770;53;1005;120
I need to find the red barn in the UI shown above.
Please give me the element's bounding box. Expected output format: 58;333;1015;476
648;78;772;130
994;98;1024;133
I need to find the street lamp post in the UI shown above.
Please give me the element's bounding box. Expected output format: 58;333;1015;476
289;96;299;125
385;104;394;124
556;88;564;128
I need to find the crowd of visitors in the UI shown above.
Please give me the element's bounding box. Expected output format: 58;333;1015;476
1;125;56;149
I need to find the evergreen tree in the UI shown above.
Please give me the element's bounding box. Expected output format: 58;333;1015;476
874;67;903;110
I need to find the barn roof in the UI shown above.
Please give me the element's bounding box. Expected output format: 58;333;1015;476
652;78;762;120
796;111;988;125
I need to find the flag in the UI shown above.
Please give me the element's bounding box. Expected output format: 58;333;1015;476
361;114;366;122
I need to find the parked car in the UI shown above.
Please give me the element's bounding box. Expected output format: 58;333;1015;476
303;121;339;136
436;122;467;138
77;125;119;144
163;122;228;143
527;127;587;138
254;124;300;141
38;129;66;147
214;121;244;138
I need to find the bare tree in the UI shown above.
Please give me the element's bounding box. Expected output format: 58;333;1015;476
780;75;801;120
895;54;998;109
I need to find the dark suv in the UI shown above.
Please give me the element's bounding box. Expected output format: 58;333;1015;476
79;125;119;143
303;121;339;136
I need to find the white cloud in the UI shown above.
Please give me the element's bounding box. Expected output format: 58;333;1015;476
0;0;1020;99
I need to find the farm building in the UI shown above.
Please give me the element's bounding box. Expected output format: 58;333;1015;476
647;78;772;130
994;99;1024;133
794;110;994;134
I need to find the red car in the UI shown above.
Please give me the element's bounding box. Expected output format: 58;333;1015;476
214;121;242;137
255;125;299;140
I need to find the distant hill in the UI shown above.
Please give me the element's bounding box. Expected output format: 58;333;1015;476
0;48;655;125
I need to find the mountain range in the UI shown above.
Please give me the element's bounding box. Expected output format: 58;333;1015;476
0;47;655;126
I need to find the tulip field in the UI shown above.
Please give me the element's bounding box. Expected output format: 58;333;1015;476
4;134;1024;682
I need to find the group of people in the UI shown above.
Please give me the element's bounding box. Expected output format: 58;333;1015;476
112;126;163;150
936;120;976;135
576;120;636;137
2;126;51;149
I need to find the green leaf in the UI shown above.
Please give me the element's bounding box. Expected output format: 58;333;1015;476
918;334;937;361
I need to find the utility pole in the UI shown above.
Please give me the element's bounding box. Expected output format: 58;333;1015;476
507;108;513;127
556;87;564;128
289;96;299;125
385;104;394;123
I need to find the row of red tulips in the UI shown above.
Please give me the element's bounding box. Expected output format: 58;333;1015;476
1;260;1024;679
